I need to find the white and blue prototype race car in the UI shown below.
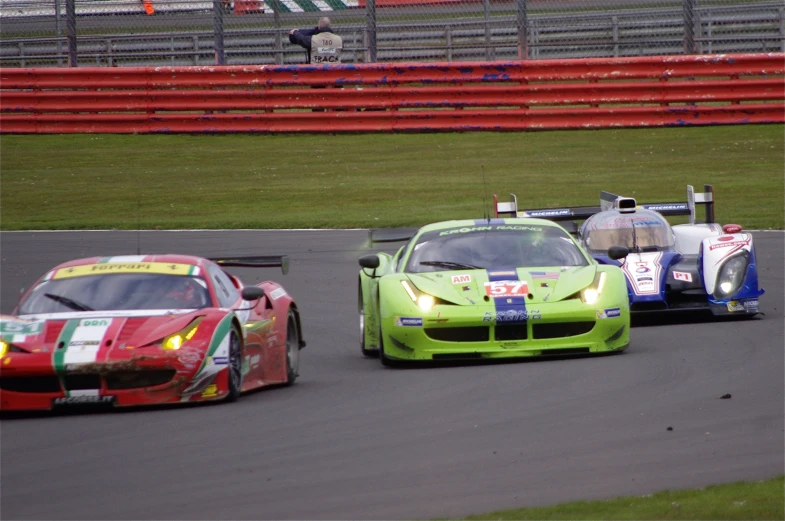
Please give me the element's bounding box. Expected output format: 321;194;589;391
494;185;764;316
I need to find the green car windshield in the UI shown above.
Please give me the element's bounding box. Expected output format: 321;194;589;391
404;225;589;273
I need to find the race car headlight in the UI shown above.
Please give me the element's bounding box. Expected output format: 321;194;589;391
714;252;749;299
401;280;443;312
0;340;26;359
161;318;202;350
580;272;607;305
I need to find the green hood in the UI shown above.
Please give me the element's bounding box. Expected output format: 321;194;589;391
406;265;597;305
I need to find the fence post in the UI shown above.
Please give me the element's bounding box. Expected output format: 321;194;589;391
683;0;695;55
483;0;491;61
55;0;64;66
612;16;618;57
446;25;452;62
273;0;282;64
213;0;226;65
366;0;377;63
779;8;784;53
65;0;77;67
516;0;528;59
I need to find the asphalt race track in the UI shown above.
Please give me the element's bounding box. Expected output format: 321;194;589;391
1;230;783;520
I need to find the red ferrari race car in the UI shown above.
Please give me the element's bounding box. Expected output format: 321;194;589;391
0;254;305;411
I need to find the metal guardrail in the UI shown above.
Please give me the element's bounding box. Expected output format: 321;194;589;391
2;54;783;133
1;3;783;66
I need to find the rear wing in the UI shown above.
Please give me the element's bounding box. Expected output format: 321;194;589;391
209;255;290;275
494;184;715;225
368;228;418;243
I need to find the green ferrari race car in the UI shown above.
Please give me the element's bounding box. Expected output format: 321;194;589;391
358;218;631;366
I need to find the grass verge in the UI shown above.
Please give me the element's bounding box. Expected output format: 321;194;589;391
444;475;785;520
1;125;782;230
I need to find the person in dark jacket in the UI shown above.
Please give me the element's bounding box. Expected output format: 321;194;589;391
289;17;342;64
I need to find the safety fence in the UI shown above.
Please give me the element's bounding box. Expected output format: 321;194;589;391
1;52;783;133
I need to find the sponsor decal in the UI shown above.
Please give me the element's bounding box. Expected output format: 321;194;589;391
212;356;228;365
718;235;734;242
523;209;570;218
451;274;472;284
488;271;516;277
484;281;529;298
68;340;100;347
727;301;745;312
394;317;423;327
81;319;109;327
439;225;543;237
743;300;759;312
643;203;689;211
249;354;261;366
637;276;654;282
269;288;287;300
53;262;198;279
500;342;522;348
201;384;218;398
462;285;471;292
673;271;692;282
635;264;651;274
53;395;115;405
596;308;621;319
0;318;44;336
483;309;540;322
709;240;749;251
530;271;559;280
178;351;202;367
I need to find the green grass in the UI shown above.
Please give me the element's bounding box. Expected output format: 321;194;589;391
1;125;783;230
444;475;785;520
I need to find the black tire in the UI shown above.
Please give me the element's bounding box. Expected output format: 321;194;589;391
359;292;378;358
285;310;300;385
225;325;243;402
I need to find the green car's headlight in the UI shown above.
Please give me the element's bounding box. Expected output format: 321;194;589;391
401;280;437;312
714;251;749;299
580;272;607;305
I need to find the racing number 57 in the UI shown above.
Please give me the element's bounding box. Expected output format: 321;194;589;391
484;281;529;297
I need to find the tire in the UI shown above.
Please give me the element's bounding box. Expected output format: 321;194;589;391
285;310;300;385
225;325;243;402
359;293;378;358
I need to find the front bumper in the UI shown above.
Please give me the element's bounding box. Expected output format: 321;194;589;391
381;300;629;361
0;355;228;411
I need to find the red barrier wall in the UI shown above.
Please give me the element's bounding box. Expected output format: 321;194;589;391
1;54;783;133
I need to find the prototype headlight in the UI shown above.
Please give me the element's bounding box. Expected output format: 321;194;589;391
580;272;607;305
161;318;202;350
714;252;749;299
400;280;439;312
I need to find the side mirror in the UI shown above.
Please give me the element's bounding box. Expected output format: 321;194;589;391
608;245;630;260
241;286;264;301
359;254;380;269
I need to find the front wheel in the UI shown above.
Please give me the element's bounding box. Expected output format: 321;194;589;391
225;325;244;402
285;310;300;385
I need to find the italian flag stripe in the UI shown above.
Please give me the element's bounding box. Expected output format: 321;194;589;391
297;0;321;11
193;314;234;375
323;0;347;10
52;319;80;397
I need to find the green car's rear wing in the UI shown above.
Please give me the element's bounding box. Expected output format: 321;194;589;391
495;184;715;225
209;255;290;275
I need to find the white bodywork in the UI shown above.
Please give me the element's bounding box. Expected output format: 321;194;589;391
672;223;723;254
700;233;754;295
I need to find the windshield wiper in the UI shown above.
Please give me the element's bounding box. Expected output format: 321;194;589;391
44;293;94;312
419;261;485;270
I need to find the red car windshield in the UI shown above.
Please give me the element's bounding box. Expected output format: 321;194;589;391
18;274;212;315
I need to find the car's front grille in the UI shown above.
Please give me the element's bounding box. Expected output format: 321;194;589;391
540;348;591;356
105;370;176;390
63;373;101;391
532;322;595;339
631;301;668;312
424;327;489;342
0;376;62;393
494;324;527;341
